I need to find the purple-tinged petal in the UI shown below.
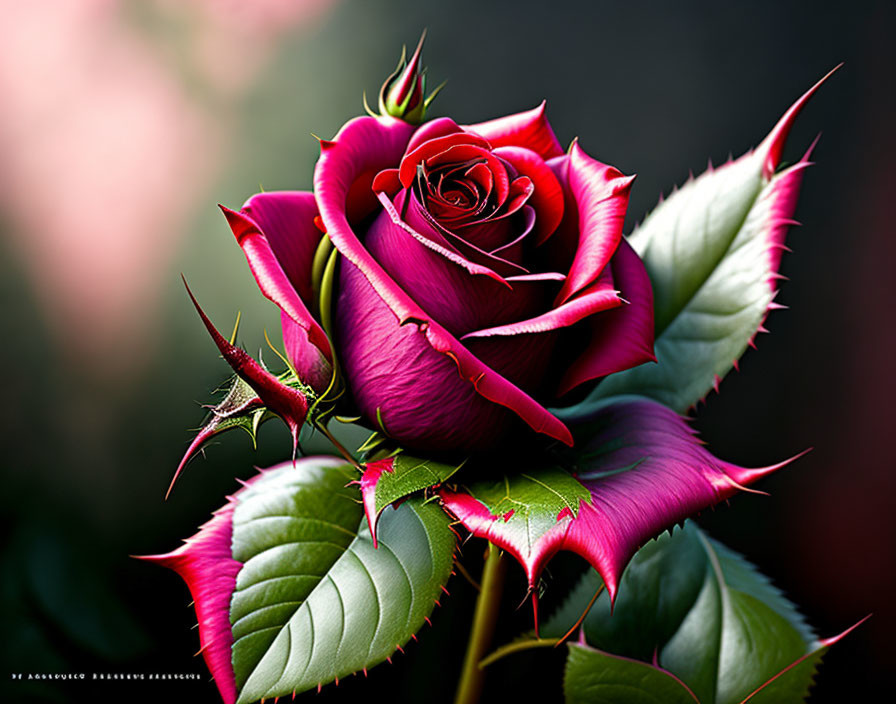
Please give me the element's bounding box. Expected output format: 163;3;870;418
493;146;565;243
335;260;571;449
439;398;799;602
185;281;309;457
375;190;508;286
219;205;332;391
553;143;636;305
239;191;320;304
558;238;656;394
465;102;565;160
461;279;622;339
136;505;240;704
316;116;572;446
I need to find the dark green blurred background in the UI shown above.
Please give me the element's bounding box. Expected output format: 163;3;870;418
2;1;893;702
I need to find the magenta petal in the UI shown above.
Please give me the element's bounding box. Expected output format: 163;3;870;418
558;238;656;394
316;116;571;446
465;102;564;160
219;205;332;390
440;398;798;602
239;191;320;304
405;116;466;153
553;143;635;305
493;146;565;243
136;505;240;704
461;280;622;339
375;190;507;286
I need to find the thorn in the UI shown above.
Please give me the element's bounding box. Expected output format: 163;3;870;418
363;668;368;677
396;644;405;654
424;617;432;626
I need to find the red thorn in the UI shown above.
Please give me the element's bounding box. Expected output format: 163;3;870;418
440;585;450;595
424;617;432;626
317;683;322;694
411;633;418;641
363;668;368;678
334;676;339;686
532;590;540;638
386;657;393;665
396;644;404;654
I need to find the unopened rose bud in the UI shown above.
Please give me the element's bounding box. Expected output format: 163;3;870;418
379;31;440;124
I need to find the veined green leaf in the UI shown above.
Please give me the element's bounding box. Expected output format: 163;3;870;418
542;522;850;704
569;69;837;413
229;462;456;703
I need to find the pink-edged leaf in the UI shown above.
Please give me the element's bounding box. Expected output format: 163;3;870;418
576;67;840;414
136;500;242;704
439;397;800;610
143;458;457;704
359;453;462;547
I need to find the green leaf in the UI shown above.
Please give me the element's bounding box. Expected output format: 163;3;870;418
570;71;836;413
361;453;463;544
546;522;834;703
565;643;699;704
439;467;590;588
229;462;456;703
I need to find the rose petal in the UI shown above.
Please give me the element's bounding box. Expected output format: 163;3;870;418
465;102;565;160
240;191;320;304
405;116;466;153
315;116;572;447
219;205;332;390
461;277;623;339
369;190;541;337
494;146;565;244
335;260;565;450
553;142;635;305
375;190;509;288
558;238;656;394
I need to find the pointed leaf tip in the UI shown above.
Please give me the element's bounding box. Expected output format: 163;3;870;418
759;64;841;179
442;398;793;607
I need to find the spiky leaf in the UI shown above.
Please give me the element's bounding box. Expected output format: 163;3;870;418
144;457;456;704
440;397;792;604
545;522;855;703
360;453;463;546
563;69;837;415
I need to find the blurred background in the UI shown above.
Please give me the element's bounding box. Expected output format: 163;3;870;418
1;0;893;702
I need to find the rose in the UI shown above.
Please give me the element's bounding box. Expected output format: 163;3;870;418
221;104;655;453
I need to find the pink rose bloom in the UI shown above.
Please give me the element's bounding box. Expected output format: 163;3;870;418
222;104;655;452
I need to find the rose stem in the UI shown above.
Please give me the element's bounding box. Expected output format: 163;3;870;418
454;542;507;704
316;421;362;471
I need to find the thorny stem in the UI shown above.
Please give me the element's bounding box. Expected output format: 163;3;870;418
454;543;507;704
316;421;362;471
